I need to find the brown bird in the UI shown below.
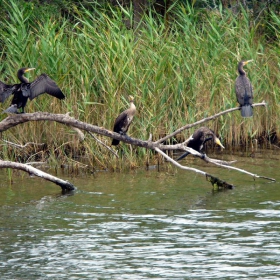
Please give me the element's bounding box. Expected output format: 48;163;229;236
235;60;254;117
0;67;65;113
176;127;225;161
112;95;136;146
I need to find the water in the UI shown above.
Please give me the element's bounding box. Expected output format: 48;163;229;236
0;152;280;279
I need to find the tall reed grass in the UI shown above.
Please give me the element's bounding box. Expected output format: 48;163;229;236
0;0;279;169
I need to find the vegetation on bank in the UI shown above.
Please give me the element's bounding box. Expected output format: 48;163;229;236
0;0;280;170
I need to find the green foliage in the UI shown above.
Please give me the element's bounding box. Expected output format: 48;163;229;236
0;0;280;169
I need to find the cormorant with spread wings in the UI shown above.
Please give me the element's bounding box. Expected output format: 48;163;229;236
0;67;65;113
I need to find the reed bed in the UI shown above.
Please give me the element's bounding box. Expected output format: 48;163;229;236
0;0;279;170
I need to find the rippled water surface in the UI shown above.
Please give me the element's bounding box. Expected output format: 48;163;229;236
0;152;280;279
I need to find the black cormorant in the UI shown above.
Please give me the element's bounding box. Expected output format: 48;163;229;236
235;60;254;117
0;67;65;113
112;95;136;146
176;127;224;161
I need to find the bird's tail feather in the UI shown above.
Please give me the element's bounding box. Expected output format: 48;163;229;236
176;151;190;161
241;105;253;117
112;139;120;146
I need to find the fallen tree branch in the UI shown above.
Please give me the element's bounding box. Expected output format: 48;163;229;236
0;160;75;192
207;159;276;181
155;102;267;144
162;144;236;166
155;148;235;189
0;102;272;190
155;146;274;182
155;147;206;175
0;112;153;148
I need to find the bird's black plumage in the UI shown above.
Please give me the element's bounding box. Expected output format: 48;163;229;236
176;127;224;161
235;60;253;117
112;95;136;146
0;67;65;113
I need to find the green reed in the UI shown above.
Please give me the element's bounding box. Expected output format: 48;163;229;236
0;0;279;169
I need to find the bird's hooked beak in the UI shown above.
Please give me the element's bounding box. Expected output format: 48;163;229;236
128;95;134;102
243;59;253;65
215;138;225;149
24;68;36;73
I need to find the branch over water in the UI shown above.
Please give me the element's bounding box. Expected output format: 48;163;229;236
0;160;75;191
0;101;273;190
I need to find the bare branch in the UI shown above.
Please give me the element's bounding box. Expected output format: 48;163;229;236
87;131;119;158
2;139;45;148
0;112;153;149
155;102;267;144
206;158;275;182
155;147;235;189
160;143;235;165
0;160;75;191
26;162;47;166
155;147;206;175
0;102;273;190
158;144;275;181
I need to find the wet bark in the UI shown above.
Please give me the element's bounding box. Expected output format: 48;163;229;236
0;160;75;192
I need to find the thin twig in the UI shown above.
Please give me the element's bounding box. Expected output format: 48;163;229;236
2;139;45;148
205;157;276;181
155;147;206;175
156;147;275;182
88;131;119;158
25;161;48;166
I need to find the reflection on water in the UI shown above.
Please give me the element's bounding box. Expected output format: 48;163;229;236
0;152;280;279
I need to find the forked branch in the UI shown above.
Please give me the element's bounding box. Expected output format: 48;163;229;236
0;101;272;191
155;102;267;144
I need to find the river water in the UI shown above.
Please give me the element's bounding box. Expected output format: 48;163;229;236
0;151;280;279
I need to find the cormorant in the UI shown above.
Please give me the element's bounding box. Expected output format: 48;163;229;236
235;60;254;117
112;95;136;146
0;67;65;113
176;127;224;161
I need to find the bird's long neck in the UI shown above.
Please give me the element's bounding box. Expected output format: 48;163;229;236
238;66;246;76
129;101;136;115
18;72;29;83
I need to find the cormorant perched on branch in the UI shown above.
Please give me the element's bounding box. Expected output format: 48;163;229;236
176;127;224;161
0;67;65;113
112;95;136;146
235;60;254;117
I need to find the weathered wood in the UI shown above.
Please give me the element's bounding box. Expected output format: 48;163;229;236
0;101;266;148
0;111;153;149
155;101;267;144
0;160;75;192
0;101;273;189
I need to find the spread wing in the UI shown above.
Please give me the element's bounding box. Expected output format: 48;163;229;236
29;74;65;100
0;81;16;103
